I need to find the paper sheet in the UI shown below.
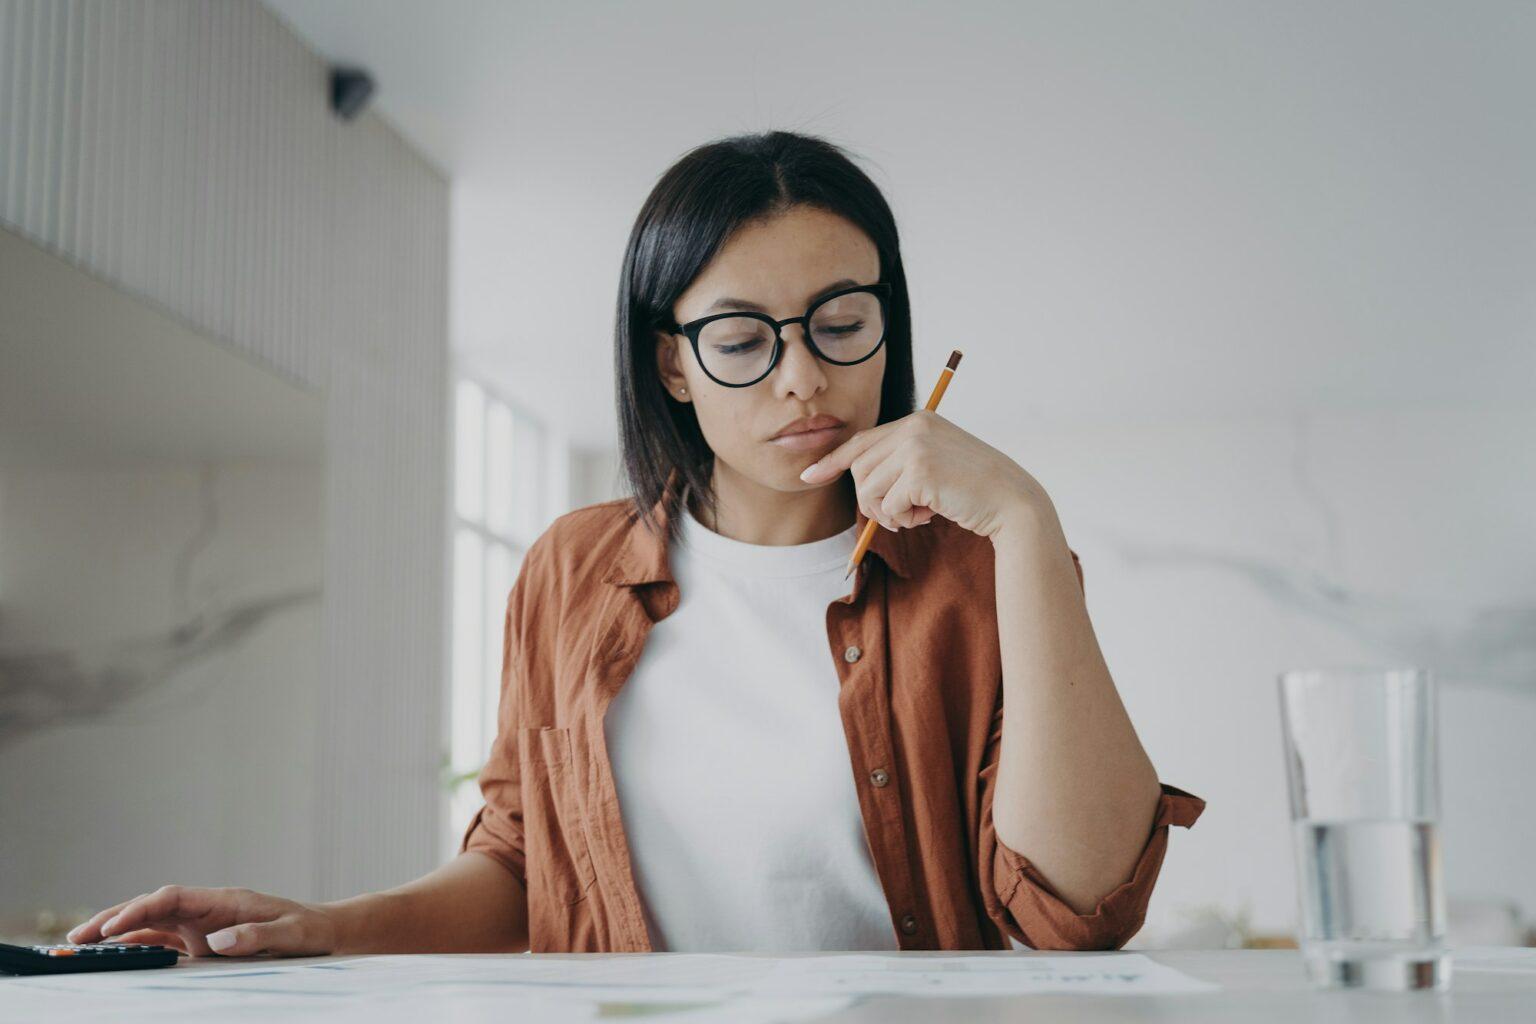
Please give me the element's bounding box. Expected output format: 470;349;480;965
2;950;1216;1022
756;952;1218;995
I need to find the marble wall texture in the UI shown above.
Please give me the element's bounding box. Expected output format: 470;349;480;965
0;0;449;911
0;461;326;914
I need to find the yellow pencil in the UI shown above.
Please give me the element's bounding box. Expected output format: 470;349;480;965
844;349;963;580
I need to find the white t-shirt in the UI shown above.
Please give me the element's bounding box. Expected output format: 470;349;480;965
603;499;899;952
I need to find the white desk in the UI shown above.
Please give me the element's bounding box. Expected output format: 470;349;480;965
5;947;1534;1022
817;949;1536;1022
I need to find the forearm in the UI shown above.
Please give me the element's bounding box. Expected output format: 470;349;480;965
321;850;530;954
990;500;1161;914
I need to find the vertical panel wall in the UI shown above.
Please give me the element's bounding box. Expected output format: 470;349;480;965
0;0;449;900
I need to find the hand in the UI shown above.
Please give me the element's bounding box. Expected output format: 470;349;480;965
66;884;341;958
798;409;1051;541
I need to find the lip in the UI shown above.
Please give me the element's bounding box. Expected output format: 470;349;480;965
769;414;845;440
769;425;843;451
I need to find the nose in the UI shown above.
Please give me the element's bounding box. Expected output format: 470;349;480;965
772;320;827;400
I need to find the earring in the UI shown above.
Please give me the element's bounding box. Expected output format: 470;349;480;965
679;387;687;395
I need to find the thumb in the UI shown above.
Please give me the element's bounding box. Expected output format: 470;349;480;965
206;920;288;956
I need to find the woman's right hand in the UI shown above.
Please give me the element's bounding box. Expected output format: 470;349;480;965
65;885;342;958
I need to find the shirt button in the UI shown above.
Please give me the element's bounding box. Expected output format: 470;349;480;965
843;645;862;663
899;913;918;935
869;768;890;788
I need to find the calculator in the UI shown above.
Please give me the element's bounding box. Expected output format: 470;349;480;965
0;941;180;975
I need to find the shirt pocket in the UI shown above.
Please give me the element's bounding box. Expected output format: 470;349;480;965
519;725;598;905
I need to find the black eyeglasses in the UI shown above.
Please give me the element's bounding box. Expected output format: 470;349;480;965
666;281;892;388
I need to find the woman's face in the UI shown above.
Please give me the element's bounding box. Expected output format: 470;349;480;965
656;204;887;493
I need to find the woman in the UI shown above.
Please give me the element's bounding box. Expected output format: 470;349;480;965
69;130;1201;957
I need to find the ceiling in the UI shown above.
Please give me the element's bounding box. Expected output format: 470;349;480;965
263;0;1536;450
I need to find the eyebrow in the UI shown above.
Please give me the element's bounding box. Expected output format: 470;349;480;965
704;278;862;315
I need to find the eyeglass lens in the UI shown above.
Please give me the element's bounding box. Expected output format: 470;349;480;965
697;290;885;386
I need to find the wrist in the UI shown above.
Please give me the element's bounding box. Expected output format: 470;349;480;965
317;891;394;955
989;491;1061;549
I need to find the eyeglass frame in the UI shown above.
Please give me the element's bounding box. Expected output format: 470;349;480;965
664;281;893;389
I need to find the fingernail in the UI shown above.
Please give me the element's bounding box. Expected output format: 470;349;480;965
100;917;118;936
799;463;819;481
207;930;236;952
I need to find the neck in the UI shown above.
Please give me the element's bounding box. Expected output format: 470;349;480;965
689;460;857;546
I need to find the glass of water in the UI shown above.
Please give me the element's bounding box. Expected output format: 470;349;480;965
1278;667;1449;991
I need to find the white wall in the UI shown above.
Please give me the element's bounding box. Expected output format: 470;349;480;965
0;0;449;903
252;0;1536;943
463;4;1536;945
569;447;621;511
441;1;1536;944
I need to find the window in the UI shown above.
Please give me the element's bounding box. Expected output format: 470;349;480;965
444;375;558;860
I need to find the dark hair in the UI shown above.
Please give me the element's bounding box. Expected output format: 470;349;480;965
614;130;916;542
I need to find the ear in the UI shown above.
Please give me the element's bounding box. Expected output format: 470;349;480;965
654;330;692;403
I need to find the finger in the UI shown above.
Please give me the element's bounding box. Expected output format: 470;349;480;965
179;926;218;958
111;928;188;952
69;897;141;943
856;451;907;529
183;891;271;957
878;469;909;525
884;466;927;528
205;918;303;958
800;421;900;482
102;885;222;938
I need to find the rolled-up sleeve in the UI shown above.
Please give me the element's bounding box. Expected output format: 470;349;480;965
459;738;526;884
975;546;1205;949
458;540;547;885
979;780;1204;949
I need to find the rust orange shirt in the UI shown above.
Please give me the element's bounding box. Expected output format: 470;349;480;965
461;467;1203;952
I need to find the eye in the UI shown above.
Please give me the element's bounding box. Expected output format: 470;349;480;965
715;338;764;355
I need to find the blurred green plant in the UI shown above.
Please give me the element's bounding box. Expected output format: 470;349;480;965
438;751;483;793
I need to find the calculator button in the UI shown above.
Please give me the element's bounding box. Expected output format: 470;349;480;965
46;948;78;956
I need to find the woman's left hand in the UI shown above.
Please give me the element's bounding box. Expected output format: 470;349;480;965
798;409;1052;541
